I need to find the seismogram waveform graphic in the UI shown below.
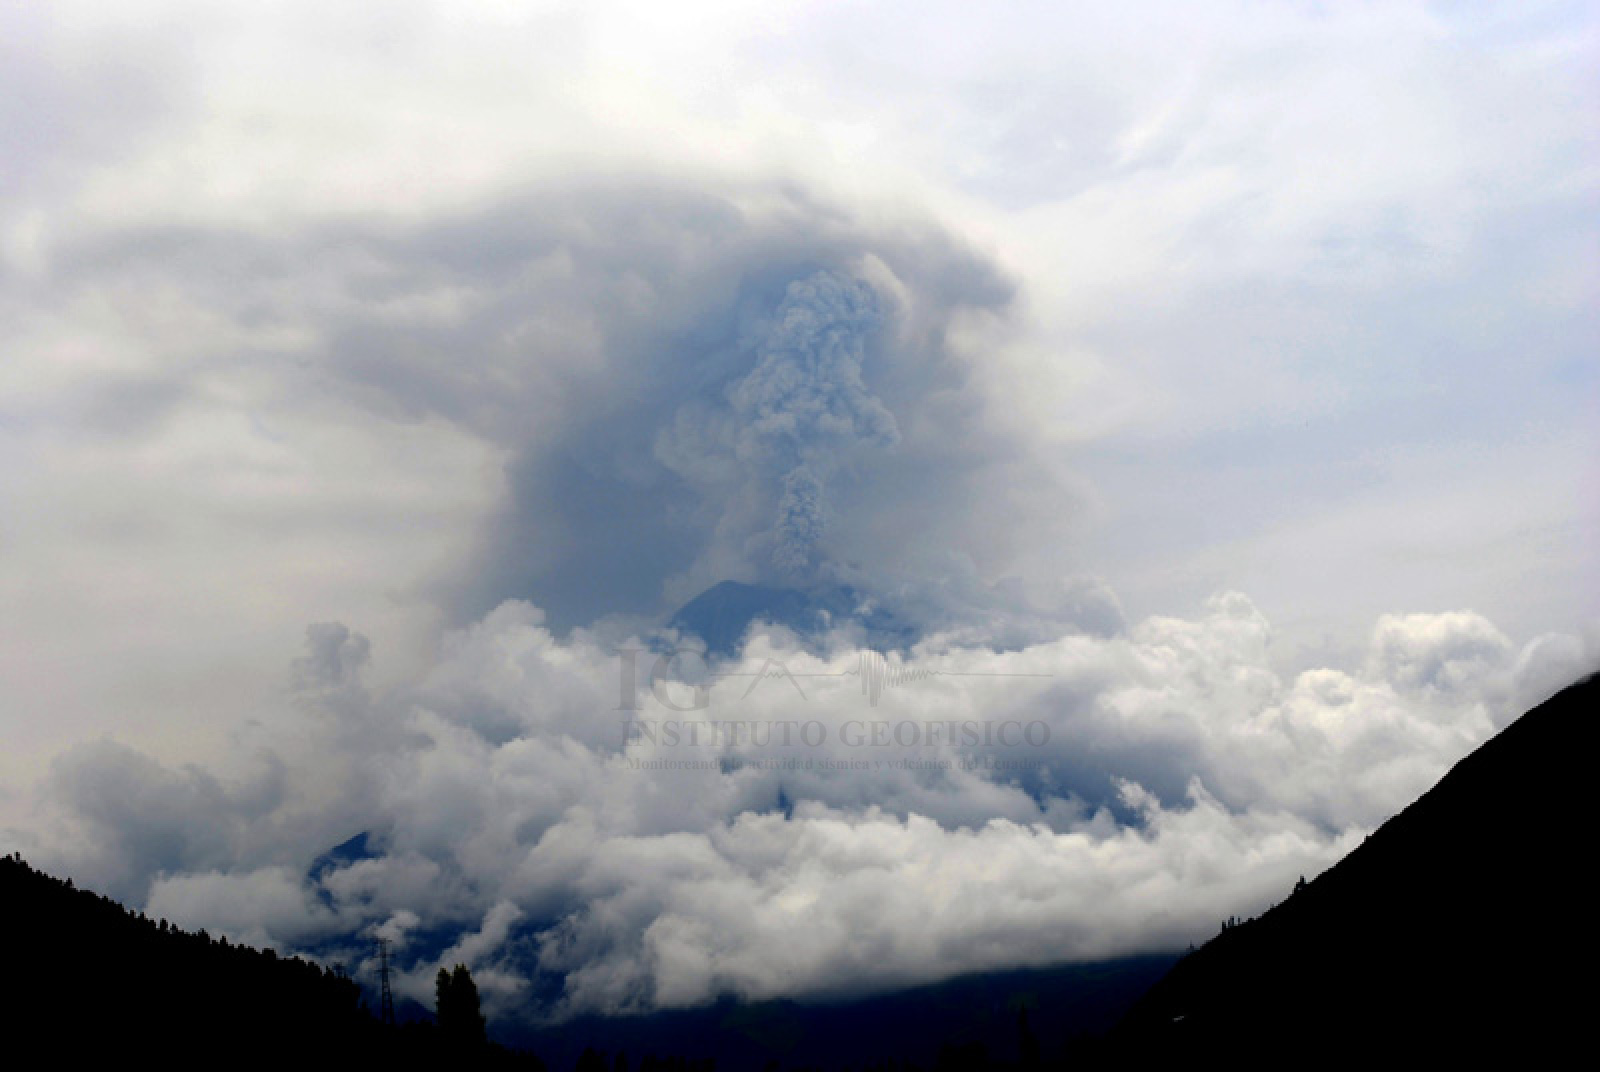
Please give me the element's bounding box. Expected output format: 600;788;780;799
853;650;945;705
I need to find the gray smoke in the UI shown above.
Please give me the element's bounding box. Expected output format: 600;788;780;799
714;269;898;578
773;466;826;575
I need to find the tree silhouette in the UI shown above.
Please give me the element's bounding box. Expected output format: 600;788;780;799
437;962;487;1051
437;968;454;1025
1017;1007;1041;1070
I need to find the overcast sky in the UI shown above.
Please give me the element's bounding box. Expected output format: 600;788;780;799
2;0;1597;1021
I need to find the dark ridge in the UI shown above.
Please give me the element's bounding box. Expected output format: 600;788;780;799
308;829;380;883
669;580;822;656
1107;673;1597;1064
667;579;913;657
504;954;1178;1072
0;853;543;1069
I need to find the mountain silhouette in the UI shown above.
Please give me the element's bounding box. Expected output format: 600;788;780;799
502;956;1177;1071
667;579;911;656
309;829;381;882
1108;673;1596;1063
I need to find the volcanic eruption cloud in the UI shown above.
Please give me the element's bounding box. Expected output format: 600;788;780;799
722;270;897;578
2;0;1596;1035
8;199;1598;1022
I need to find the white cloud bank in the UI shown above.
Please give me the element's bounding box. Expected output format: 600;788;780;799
11;592;1594;1021
1;0;1596;1029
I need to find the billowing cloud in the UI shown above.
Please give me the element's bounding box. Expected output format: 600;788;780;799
2;1;1594;790
12;589;1593;1021
0;0;1595;1038
146;866;342;949
25;739;286;902
9;180;1016;634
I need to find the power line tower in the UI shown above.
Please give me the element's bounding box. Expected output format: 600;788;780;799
375;936;396;1026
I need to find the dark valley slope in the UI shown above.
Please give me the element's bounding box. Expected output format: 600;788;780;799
0;854;541;1068
0;846;1169;1070
504;954;1178;1072
1109;673;1597;1063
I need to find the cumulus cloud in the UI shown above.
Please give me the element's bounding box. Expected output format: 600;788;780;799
3;1;1593;796
1367;611;1513;699
294;623;373;692
534;792;1353;1015
146;866;342;949
16;739;286;902
12;589;1592;1021
0;0;1595;1038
